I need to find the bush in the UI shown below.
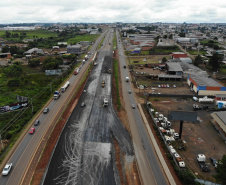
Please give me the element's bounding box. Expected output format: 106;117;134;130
7;79;21;87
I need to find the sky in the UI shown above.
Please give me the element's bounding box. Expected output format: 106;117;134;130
1;0;226;24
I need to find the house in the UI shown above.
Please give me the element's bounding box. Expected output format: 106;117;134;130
0;53;11;59
24;48;44;55
170;52;188;60
178;57;192;63
67;44;82;54
215;94;226;101
79;41;92;46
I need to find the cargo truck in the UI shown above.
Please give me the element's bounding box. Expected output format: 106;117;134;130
197;154;210;172
53;91;61;100
74;68;79;75
61;81;70;92
126;77;129;82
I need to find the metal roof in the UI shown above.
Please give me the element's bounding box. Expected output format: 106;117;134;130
212;111;226;125
166;62;183;72
158;74;182;79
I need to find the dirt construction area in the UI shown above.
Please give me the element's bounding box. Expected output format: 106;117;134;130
148;96;226;182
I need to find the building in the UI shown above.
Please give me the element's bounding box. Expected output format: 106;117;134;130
187;72;226;95
166;62;183;76
79;41;92;46
67;44;82;54
24;48;44;55
0;53;11;59
178;57;192;63
170;52;188;60
215;94;226;101
211;111;226;141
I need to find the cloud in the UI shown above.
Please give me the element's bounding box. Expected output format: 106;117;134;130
0;0;226;23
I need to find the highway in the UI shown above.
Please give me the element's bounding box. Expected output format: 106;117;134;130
116;30;169;185
0;31;107;185
42;29;133;185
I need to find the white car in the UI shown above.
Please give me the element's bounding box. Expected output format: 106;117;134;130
2;163;12;176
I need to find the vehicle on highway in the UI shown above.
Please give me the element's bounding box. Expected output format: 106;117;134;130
210;157;218;167
34;120;40;126
123;66;126;69
2;163;12;176
81;102;86;107
126;77;129;82
43;107;49;114
102;80;105;87
128;90;132;94
132;104;136;109
29;128;35;134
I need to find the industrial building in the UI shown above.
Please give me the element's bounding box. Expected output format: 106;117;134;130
166;62;183;76
211;111;226;141
187;72;226;95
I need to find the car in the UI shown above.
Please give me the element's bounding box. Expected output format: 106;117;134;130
81;102;86;107
193;97;198;101
123;66;126;69
158;85;161;88
2;163;12;176
128;90;132;94
34;120;40;126
144;85;148;88
29;128;35;134
173;85;176;88
210;157;218;167
132;104;136;109
161;85;164;88
166;84;170;88
43;107;49;114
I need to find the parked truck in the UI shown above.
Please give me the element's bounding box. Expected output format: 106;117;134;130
53;91;61;100
103;98;108;107
74;68;79;75
197;154;210;172
199;96;214;103
61;81;70;92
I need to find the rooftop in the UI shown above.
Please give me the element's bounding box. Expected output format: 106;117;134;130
166;62;183;72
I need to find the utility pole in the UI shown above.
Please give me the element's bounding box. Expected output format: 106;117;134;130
0;134;4;151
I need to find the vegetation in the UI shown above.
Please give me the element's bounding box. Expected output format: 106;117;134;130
113;33;117;49
113;59;121;110
214;155;226;184
149;46;181;55
201;39;222;50
209;52;220;71
194;55;202;66
67;34;99;45
97;36;105;50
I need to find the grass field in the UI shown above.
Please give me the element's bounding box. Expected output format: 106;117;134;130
67;34;100;44
128;55;170;65
0;29;57;39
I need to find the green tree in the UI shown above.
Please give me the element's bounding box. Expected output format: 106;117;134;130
194;55;202;66
163;35;168;39
7;78;21;87
214;155;226;184
162;57;167;63
209;52;220;71
4;64;23;77
179;32;185;37
28;58;41;67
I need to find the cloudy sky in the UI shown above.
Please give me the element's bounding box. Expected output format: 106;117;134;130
1;0;226;24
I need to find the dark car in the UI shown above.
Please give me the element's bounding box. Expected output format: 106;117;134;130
210;157;218;167
43;107;49;114
34;120;40;126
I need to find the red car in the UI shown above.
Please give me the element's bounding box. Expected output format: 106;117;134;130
29;128;35;134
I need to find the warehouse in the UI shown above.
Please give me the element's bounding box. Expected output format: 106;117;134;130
211;111;226;141
166;62;183;76
187;71;226;95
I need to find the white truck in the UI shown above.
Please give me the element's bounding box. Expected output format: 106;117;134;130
199;96;214;103
61;81;70;92
103;98;108;107
197;154;210;172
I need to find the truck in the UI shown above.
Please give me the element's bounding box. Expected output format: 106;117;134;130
53;91;61;100
199;96;214;103
126;77;129;82
197;154;210;172
61;81;70;92
103;98;108;107
84;55;88;60
74;68;79;75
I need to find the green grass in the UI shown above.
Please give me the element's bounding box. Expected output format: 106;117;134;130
97;36;105;50
113;59;121;110
113;33;117;49
67;34;99;45
141;51;149;55
188;50;206;55
0;29;57;39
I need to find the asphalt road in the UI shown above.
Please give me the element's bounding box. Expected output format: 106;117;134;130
42;30;133;185
0;31;107;185
116;30;169;185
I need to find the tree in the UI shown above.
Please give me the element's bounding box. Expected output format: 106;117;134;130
209;52;220;71
162;57;167;63
28;58;41;67
214;155;226;184
4;64;23;77
163;35;168;39
194;55;202;66
179;32;185;37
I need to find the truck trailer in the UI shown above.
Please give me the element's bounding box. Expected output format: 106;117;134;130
61;81;70;92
